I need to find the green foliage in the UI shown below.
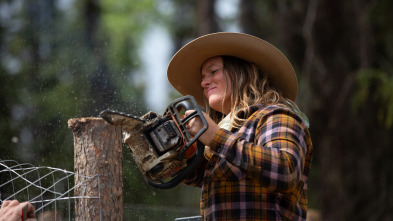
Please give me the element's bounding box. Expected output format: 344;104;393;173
101;0;158;66
352;69;393;128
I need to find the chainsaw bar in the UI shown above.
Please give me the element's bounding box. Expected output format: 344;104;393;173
100;110;146;132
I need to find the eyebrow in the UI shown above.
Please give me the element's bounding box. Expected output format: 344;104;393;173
202;64;213;72
203;62;223;72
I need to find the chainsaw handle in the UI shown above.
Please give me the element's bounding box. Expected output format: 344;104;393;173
164;95;208;153
175;100;193;112
147;95;207;189
147;141;205;189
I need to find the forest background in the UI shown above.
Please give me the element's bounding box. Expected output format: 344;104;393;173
1;0;392;220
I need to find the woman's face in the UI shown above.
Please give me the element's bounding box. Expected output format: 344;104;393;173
201;56;232;114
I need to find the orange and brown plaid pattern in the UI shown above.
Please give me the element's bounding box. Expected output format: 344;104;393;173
184;104;313;221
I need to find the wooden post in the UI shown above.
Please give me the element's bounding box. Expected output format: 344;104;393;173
68;117;123;221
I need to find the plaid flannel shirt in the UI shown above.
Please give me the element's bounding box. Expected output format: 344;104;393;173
184;104;313;221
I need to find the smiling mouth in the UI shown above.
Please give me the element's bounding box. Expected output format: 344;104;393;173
206;87;216;96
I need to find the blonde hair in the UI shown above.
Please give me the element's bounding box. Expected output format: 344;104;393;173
204;56;299;129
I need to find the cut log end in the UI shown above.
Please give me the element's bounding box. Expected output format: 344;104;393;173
68;117;106;133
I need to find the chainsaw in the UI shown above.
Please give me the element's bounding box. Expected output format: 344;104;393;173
99;95;208;189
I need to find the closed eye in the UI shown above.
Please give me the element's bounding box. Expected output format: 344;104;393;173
212;69;220;74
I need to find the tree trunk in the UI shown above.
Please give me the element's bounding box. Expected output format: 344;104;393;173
197;0;218;36
68;117;123;221
239;0;259;36
84;0;118;116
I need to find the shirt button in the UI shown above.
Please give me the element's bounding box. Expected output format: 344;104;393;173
217;148;221;152
237;161;241;166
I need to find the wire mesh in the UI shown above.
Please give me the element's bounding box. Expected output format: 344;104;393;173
0;159;101;220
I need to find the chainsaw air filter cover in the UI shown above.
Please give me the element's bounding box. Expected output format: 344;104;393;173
149;120;182;153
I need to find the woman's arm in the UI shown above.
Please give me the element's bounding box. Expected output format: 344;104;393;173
209;107;311;192
182;111;220;187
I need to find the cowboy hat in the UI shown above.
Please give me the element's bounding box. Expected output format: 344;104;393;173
167;32;297;106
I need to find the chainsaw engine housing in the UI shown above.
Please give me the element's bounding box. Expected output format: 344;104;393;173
100;95;208;189
149;120;182;153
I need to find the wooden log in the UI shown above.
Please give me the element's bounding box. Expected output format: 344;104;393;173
68;117;123;221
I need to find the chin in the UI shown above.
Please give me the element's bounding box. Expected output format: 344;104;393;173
208;98;224;113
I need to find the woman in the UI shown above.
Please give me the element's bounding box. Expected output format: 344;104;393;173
167;32;313;220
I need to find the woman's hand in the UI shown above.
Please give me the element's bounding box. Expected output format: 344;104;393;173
185;110;220;146
0;200;36;221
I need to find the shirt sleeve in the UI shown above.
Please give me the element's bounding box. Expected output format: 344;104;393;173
208;107;310;193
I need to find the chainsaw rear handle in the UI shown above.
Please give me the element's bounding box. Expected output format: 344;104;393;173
175;99;193;112
147;141;205;189
164;95;208;153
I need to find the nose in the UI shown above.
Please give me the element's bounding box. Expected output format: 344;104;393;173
201;76;210;88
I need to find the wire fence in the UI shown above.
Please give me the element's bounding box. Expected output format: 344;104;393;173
0;159;101;220
0;159;200;220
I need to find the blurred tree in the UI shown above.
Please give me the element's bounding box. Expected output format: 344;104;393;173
197;0;219;36
83;0;119;114
238;0;393;220
0;11;19;161
0;0;152;178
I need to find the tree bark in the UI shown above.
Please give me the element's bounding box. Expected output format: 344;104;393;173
68;117;123;221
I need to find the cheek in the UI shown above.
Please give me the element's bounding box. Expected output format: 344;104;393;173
223;76;232;99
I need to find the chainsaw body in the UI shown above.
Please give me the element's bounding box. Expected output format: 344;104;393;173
100;95;208;189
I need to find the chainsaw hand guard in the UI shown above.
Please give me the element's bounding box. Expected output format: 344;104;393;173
100;95;208;189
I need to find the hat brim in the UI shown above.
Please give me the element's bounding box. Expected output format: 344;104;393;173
167;32;297;106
